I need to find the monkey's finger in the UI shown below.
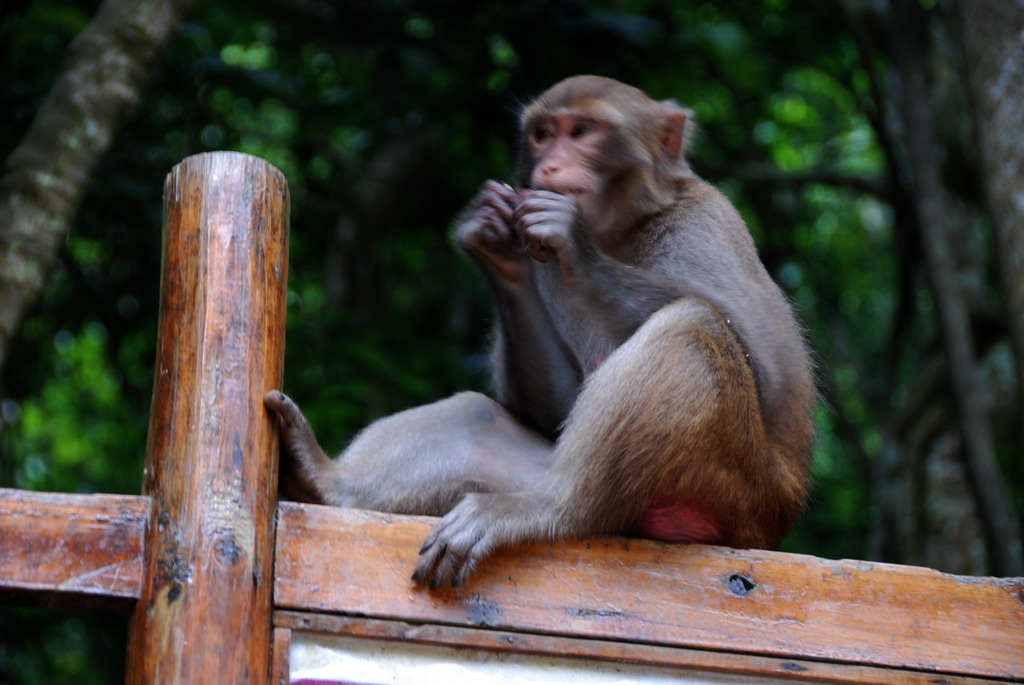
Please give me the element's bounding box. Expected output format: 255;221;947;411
411;562;432;585
413;517;458;582
483;195;516;224
453;557;479;588
483;180;520;211
411;541;445;583
431;548;465;590
529;189;568;202
410;556;432;583
517;210;565;231
513;204;569;235
520;192;563;207
479;213;518;250
417;516;454;552
482;179;513;195
517;190;572;208
520;203;576;228
477;207;502;232
418;524;444;555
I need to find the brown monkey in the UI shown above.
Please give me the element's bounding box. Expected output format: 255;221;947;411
265;75;815;588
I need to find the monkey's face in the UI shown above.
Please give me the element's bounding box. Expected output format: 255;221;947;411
515;76;690;234
521;107;614;205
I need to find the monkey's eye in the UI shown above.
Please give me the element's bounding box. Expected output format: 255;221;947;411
531;127;552;143
570;123;592;138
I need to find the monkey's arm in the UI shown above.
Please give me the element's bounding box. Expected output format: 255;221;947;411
571;247;692;345
516;191;702;345
486;270;582;438
569;232;784;414
456;181;582;437
563;200;805;429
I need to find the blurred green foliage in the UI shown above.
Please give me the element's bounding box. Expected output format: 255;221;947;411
1;0;1016;681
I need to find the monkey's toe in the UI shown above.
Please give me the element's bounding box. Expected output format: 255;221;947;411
264;389;301;418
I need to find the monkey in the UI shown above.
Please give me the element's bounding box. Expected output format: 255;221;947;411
265;75;815;589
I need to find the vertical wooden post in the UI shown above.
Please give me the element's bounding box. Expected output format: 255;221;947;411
126;152;289;684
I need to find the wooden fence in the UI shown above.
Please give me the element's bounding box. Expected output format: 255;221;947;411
1;152;1021;684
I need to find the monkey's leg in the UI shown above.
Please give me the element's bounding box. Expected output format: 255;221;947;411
415;298;776;587
265;390;336;503
546;297;774;545
266;390;555;517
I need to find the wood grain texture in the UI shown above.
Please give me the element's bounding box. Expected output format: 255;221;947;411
274;612;1005;685
126;152;289;684
275;503;1024;680
271;627;291;685
0;488;148;609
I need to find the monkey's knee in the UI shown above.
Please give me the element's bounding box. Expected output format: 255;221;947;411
641;297;729;340
340;391;510;467
611;298;737;374
584;297;760;438
639;299;752;378
444;391;509;427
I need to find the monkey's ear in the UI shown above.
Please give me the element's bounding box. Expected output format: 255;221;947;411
658;101;696;163
659;112;686;162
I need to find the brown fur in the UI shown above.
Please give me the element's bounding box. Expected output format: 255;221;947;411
265;75;815;588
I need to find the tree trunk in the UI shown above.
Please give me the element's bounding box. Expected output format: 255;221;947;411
0;0;197;374
889;1;1023;575
954;0;1024;425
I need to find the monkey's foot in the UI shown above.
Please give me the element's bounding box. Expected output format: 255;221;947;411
263;390;326;474
264;389;302;425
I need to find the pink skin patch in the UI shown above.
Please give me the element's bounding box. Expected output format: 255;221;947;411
639;499;723;545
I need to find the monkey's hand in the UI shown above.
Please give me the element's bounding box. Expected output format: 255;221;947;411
413;492;548;589
514;190;581;288
455;180;527;287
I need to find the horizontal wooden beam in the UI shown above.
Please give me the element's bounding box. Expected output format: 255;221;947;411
274;612;1003;685
3;489;1022;680
275;502;1024;681
0;488;148;609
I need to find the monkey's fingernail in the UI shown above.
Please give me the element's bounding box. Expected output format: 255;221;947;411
502;182;514;192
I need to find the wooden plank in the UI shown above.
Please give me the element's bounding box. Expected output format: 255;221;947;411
126;152;290;685
0;488;148;609
275;503;1024;680
275;612;1006;685
271;627;291;685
